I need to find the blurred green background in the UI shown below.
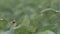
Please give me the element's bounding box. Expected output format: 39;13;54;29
0;0;60;34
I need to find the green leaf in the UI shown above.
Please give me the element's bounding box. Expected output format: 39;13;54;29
39;24;55;32
22;15;30;27
0;19;9;30
13;26;33;34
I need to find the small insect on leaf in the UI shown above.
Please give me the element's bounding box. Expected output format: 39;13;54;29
13;19;16;24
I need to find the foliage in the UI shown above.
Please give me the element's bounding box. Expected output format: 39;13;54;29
0;0;60;34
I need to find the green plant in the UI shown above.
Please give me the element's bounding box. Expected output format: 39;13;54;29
0;0;60;34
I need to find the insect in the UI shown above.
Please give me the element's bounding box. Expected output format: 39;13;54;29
0;19;22;34
12;19;16;24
